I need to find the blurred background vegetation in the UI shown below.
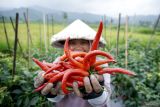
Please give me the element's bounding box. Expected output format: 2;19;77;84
0;10;160;107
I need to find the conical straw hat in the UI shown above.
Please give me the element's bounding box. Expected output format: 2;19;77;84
51;19;106;48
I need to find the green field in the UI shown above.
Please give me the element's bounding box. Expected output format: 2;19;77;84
0;21;160;107
0;22;159;52
0;22;64;51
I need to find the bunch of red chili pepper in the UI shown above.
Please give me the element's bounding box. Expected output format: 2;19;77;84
33;21;136;94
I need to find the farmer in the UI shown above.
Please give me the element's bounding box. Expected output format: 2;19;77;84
34;19;111;107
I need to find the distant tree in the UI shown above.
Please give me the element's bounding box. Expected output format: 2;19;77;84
63;12;68;25
139;20;152;27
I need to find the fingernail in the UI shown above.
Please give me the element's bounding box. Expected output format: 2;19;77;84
84;77;90;83
90;74;95;79
73;82;78;87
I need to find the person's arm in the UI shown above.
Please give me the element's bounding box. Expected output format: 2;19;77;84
34;57;65;103
87;74;111;107
87;58;111;106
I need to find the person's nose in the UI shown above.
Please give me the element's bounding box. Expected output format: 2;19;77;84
73;43;83;50
75;42;81;47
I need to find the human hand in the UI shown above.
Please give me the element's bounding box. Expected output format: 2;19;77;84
72;74;104;98
34;71;64;96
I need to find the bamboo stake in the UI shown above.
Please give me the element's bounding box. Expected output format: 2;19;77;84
46;14;49;49
52;15;54;35
23;10;33;46
12;13;19;77
10;17;23;54
24;9;31;68
39;21;42;52
147;14;160;50
2;16;10;50
125;16;128;69
130;14;136;38
103;15;106;41
109;19;113;50
116;13;121;59
43;13;47;53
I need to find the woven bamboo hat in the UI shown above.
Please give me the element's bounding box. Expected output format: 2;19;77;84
51;19;106;48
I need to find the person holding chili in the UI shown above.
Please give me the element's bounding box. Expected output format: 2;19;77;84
34;19;111;107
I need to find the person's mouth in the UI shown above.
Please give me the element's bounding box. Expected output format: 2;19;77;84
72;48;85;52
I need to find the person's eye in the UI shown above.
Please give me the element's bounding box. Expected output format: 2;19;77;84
81;41;88;45
70;41;76;45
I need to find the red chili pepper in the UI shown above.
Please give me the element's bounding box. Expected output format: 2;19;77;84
93;59;116;67
66;81;84;87
90;21;103;51
60;51;87;61
42;60;56;68
71;52;87;58
43;72;59;80
33;83;47;92
64;37;85;69
98;68;136;76
83;50;115;69
32;58;49;71
89;21;103;65
75;57;84;63
94;66;103;71
45;63;62;74
61;69;89;94
48;72;65;83
34;71;66;92
60;61;75;69
70;76;84;82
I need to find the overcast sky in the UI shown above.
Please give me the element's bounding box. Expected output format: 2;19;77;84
0;0;159;17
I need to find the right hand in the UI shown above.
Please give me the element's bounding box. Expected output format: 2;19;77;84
72;74;104;99
34;71;64;96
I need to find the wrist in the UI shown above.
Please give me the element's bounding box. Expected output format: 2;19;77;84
45;92;57;98
79;87;104;100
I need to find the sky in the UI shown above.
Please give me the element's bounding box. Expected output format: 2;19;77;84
0;0;159;17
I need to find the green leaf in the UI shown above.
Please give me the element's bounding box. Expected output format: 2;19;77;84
66;87;73;91
23;71;32;78
12;89;22;94
0;86;7;93
24;96;29;107
17;99;23;107
30;96;39;106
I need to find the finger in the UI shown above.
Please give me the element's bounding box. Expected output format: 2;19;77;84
94;74;104;82
83;77;93;93
34;71;45;88
50;88;57;95
55;82;64;95
73;82;83;97
90;75;103;93
38;71;45;77
41;83;53;95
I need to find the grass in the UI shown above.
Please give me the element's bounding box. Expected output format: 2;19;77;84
0;22;64;52
0;22;160;52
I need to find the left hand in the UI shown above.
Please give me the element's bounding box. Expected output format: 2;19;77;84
73;74;104;98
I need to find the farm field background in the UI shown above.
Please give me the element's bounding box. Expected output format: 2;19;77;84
0;19;160;107
0;22;160;52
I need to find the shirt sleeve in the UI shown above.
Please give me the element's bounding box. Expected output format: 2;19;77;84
88;57;111;106
47;95;65;102
87;74;111;107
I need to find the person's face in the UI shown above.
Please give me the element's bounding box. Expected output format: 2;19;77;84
69;39;90;52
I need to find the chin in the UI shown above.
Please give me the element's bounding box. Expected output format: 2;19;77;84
73;50;84;52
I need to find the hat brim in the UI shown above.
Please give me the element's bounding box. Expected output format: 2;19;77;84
50;19;106;48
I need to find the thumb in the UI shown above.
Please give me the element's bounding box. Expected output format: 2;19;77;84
34;71;45;88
